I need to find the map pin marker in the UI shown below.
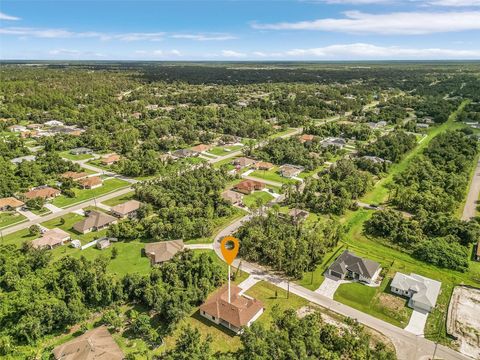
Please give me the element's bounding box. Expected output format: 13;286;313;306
220;236;239;265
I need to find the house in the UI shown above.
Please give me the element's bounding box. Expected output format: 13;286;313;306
254;161;274;171
222;190;243;205
31;228;70;250
20;130;38;139
78;176;102;189
191;144;212;153
97;238;111;250
299;134;315;143
390;272;441;312
279;164;304;178
327;250;382;284
172;149;197;158
0;197;25;211
199;284;264;334
233;180;265;195
44;120;64;127
8;125;27;132
61;171;88;181
102;153;121;165
27;123;43;130
144;240;184;265
233;157;256;168
422;116;434;124
320;137;346;149
367;121;387;129
288;208;310;222
361;156;391;164
24;186;61;200
132;112;142;119
417;123;429;129
10;155;36;164
73;210;117;234
52;326;124;360
111;200;141;218
70;147;93;155
475;241;480;261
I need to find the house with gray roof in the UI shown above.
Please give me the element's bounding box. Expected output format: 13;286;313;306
390;272;441;312
327;250;381;284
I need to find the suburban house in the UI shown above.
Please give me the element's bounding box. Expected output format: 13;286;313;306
27;123;43;130
367;121;387;129
172;149;197;158
31;228;71;250
102;153;121;165
8;125;27;132
390;273;441;312
0;197;25;211
299;134;315;143
52;326;124;360
78;176;102;189
233;179;265;195
73;210;117;234
144;240;184;265
111;200;142;218
221;190;243;205
96;238;112;250
361;156;390;164
254;161;274;171
320;137;346;149
200;284;264;334
191;144;212;153
10;155;36;164
70;147;93;155
44;120;64;127
475;241;480;261
288;208;310;223
61;171;88;181
279;164;304;178
23;186;61;200
233;157;256;168
327;250;382;284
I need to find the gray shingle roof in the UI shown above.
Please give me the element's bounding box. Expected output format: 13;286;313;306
329;250;380;279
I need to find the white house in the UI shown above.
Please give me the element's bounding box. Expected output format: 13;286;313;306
390;273;441;312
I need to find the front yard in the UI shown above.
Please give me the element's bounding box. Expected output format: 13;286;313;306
59;150;94;161
0;211;27;229
243;191;274;208
249;166;297;185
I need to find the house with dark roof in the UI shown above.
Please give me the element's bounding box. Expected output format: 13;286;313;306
52;326;124;360
70;147;93;155
200;284;264;334
172;149;198;158
327;250;381;284
144;240;184;265
390;272;441;312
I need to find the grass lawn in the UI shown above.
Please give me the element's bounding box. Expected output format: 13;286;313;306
250;167;297;185
1;228;39;246
0;211;27;229
207;145;243;157
213;156;237;169
243;191;274;208
51;178;130;208
268;128;298;139
59;151;94;161
30;207;51;216
87;159;112;172
102;191;135;207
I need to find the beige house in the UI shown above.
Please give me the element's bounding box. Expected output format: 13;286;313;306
31;228;70;250
111;200;141;218
145;240;184;265
23;186;61;200
200;284;264;334
221;190;243;205
0;197;25;211
78;176;102;189
233;157;256;168
102;153;121;165
254;161;274;171
73;210;117;234
52;326;124;360
61;171;88;181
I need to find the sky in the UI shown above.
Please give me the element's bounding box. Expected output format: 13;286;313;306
1;0;480;61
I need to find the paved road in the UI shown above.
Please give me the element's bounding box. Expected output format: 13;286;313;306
1;187;133;236
212;214;468;360
462;159;480;220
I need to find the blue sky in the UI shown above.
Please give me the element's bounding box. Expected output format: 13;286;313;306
1;0;480;60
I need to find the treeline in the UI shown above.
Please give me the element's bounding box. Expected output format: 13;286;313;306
303;121;372;141
251;137;326;170
134;166;235;240
236;212;342;278
414;96;459;123
163;310;396;360
359;131;417;163
286;159;372;215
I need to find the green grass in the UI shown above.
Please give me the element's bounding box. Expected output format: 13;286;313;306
29;207;51;216
268;128;298;139
250;167;297;185
1;228;39;246
102;191;135;207
243;191;274;208
207;145;244;156
59;151;94;161
0;211;27;229
51;178;130;208
86;159;112;172
213;156;238;169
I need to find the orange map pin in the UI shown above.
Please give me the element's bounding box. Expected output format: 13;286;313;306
220;236;239;265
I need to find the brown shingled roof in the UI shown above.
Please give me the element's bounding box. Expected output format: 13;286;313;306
73;211;117;233
145;240;184;264
78;176;102;189
62;171;88;180
111;200;141;217
24;187;61;200
0;197;24;209
200;285;263;329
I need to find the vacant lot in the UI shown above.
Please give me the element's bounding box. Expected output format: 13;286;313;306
0;211;26;229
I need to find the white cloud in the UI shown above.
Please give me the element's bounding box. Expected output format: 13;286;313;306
170;33;236;41
220;50;247;58
49;49;106;57
427;0;480;5
0;12;20;21
252;10;480;34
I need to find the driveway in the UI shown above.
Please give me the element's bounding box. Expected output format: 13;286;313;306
44;203;63;214
315;274;349;299
238;275;262;295
404;308;429;336
462;159;480;220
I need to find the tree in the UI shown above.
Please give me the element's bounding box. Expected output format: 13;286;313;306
161;326;213;360
29;224;41;236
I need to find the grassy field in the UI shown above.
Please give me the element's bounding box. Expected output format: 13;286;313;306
0;211;27;229
30;207;51;216
268;128;298;139
102;191;136;207
59;151;94;161
250;167;297;185
207;145;243;156
51;178;130;208
243;191;274;208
